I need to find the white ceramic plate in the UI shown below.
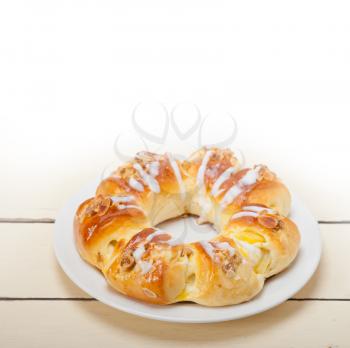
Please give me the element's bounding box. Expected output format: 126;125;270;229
54;180;321;323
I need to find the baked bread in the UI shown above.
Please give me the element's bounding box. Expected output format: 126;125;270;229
74;147;300;306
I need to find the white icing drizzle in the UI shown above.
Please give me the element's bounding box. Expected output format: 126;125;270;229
240;169;259;186
139;261;153;275
129;177;144;192
220;167;262;208
111;195;134;204
118;204;145;213
149;227;186;246
231;211;259;220
211;166;237;197
243;205;276;215
132;229;170;266
111;195;144;214
234;238;262;265
148;161;160;177
167;153;186;200
133;245;146;262
221;185;242;207
199;241;236;260
166;236;182;246
196;150;213;187
199;240;215;259
131;228;181;277
133;163;160;193
144;228;183;246
215;242;236;256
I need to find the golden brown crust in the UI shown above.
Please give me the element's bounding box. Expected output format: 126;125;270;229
74;147;300;306
224;205;300;278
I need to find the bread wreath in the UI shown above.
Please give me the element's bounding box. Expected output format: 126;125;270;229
74;147;300;306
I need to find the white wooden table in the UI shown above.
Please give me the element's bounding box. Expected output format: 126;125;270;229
1;115;349;347
1;1;350;346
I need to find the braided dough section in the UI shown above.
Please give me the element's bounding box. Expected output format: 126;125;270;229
74;147;300;306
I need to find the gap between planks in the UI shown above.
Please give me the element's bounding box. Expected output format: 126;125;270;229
0;297;350;302
0;218;350;224
0;218;55;223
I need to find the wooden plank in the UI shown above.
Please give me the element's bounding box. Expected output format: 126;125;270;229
1;113;350;221
295;224;350;299
0;223;349;300
0;223;88;299
0;301;349;347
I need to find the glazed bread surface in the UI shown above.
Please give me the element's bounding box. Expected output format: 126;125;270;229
74;147;300;306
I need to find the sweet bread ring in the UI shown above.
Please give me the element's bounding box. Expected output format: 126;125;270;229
74;147;300;306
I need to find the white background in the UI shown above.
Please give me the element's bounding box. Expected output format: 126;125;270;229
0;0;349;220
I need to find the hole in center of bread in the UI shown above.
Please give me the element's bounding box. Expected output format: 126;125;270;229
156;214;217;244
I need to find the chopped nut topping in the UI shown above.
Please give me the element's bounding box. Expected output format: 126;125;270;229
273;219;284;232
96;252;104;263
120;250;135;271
257;214;279;229
117;165;135;179
151;234;171;243
222;254;242;278
257;165;276;182
142;288;157;298
180;246;193;257
135;151;157;161
86;195;111;217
